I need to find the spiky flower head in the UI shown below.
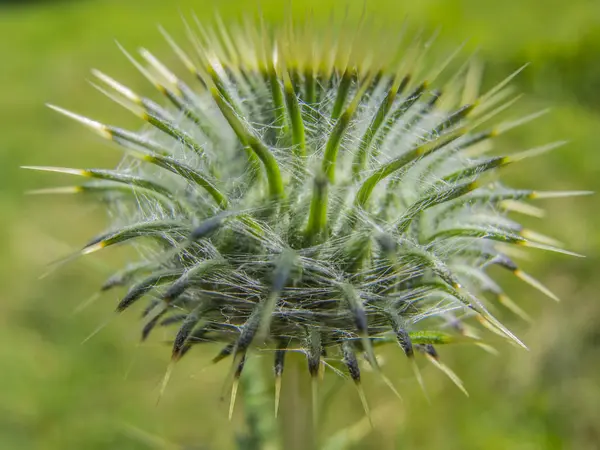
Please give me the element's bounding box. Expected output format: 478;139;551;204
28;16;587;416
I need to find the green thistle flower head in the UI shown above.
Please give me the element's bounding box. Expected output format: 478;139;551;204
28;15;588;417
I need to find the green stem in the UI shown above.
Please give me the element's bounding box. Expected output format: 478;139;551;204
238;358;277;450
281;354;317;450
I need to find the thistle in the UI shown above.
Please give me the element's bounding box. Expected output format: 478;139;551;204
27;14;588;429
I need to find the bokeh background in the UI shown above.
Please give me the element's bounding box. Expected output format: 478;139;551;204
1;0;599;448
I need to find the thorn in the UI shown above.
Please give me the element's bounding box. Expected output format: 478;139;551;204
479;312;528;350
91;69;141;103
496;109;550;134
500;200;545;218
476;314;507;338
229;377;239;421
139;48;180;88
121;424;177;449
116;41;164;93
497;294;532;323
530;190;594;199
72;291;101;315
81;241;106;255
475;343;499;355
81;313;117;345
425;354;469;397
220;352;244;403
26;186;84;195
46;104;112;138
89;80;146;119
38;251;81;280
520;229;563;248
274;374;282;418
513;270;560;302
479;63;529;103
410;358;429;403
519;241;584;258
378;372;403;402
156;359;176;406
21;165;88;176
158;25;197;74
511;140;568;161
354;381;373;428
228;355;246;421
471;94;523;128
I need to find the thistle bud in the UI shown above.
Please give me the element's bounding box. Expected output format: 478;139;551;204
28;15;588;418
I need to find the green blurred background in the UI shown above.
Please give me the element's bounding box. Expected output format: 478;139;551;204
1;0;599;448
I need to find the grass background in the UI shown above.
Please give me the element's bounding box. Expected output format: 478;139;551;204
1;0;599;448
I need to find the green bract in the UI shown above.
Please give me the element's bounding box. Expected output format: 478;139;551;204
28;17;588;417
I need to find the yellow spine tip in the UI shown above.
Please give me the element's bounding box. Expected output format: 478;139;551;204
274;376;282;418
228;378;239;421
81;241;106;255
